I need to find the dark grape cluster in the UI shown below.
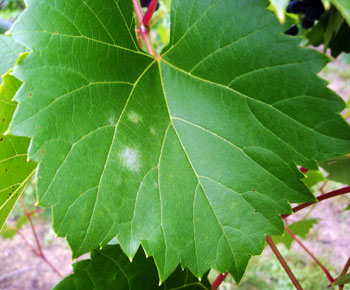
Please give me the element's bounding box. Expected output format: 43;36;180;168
140;0;159;11
285;0;325;35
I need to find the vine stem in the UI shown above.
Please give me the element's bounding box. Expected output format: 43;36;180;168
211;272;228;290
132;0;157;55
143;0;158;26
11;226;40;256
319;180;329;195
19;198;63;278
337;257;350;290
266;236;303;290
282;186;350;219
285;225;335;283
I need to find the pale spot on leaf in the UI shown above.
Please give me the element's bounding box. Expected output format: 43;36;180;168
127;111;141;123
108;114;116;125
150;127;156;134
119;147;140;173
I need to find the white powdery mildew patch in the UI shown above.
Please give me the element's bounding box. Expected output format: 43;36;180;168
108;114;116;125
127;111;142;123
119;147;140;173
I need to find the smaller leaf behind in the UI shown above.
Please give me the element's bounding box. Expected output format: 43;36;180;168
302;170;325;192
333;273;350;286
0;35;36;230
329;0;350;26
0;71;36;230
0;212;29;239
319;155;350;185
0;35;26;79
272;219;318;249
53;245;211;290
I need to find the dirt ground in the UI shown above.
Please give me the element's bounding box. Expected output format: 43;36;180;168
0;224;73;290
290;193;350;274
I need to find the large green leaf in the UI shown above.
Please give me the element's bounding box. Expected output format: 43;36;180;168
53;245;210;290
0;35;36;230
7;0;350;283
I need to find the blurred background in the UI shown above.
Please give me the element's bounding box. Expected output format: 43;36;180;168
0;0;349;289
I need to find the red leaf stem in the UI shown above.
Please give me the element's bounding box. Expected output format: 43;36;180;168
132;0;156;55
285;225;335;283
211;272;228;290
11;226;40;256
266;236;303;290
132;0;143;23
282;186;350;219
143;0;158;27
19;198;63;278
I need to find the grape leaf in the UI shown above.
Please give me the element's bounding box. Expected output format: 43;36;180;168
329;0;350;26
306;8;350;57
0;35;26;78
0;212;29;239
333;273;350;286
319;155;350;185
7;0;350;283
0;224;17;239
272;219;318;249
0;36;37;230
302;170;324;192
0;73;36;230
323;8;344;48
53;245;210;290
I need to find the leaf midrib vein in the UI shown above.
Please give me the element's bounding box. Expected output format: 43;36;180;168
10;30;150;57
81;0;116;45
160;59;348;143
0;153;27;164
189;23;277;74
76;60;156;256
98;250;132;290
227;59;321;87
172;117;303;197
0;169;35;213
16;81;133;126
158;60;241;278
162;0;222;58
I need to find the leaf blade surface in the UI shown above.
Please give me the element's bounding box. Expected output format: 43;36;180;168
7;0;350;282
